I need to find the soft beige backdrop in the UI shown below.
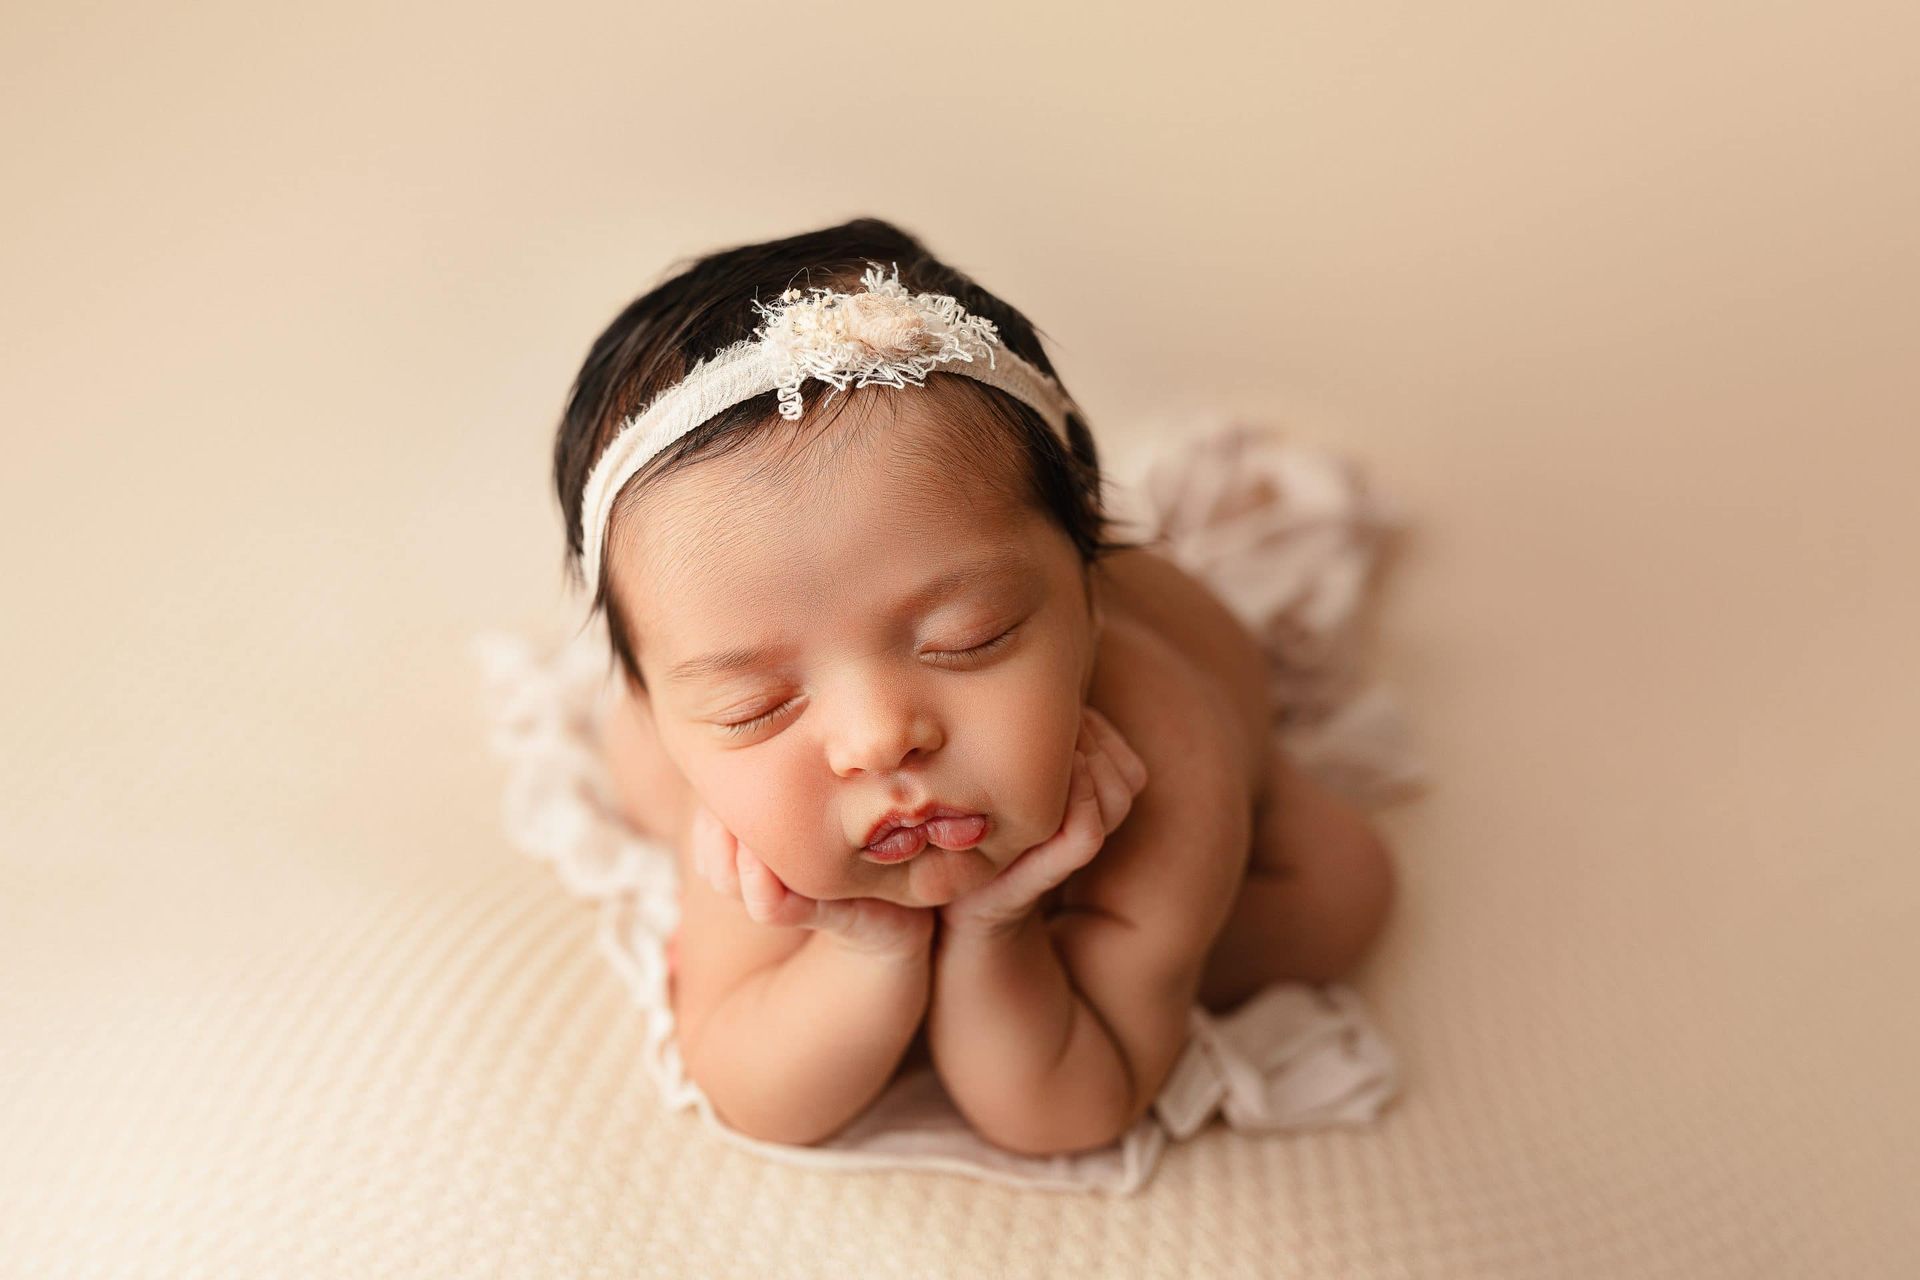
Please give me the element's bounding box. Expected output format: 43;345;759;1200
4;2;1916;1276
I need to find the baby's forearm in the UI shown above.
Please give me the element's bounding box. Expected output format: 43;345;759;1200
681;931;930;1148
927;912;1134;1156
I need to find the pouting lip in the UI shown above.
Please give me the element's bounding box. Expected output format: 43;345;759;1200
862;804;981;849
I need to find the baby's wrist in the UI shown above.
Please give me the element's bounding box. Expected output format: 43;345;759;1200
938;901;1041;947
816;917;934;966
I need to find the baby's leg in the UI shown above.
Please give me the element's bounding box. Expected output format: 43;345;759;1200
1195;746;1396;1012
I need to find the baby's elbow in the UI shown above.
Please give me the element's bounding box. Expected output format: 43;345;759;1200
682;1038;854;1149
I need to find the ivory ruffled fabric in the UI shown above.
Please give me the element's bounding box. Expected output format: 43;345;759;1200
471;419;1428;1194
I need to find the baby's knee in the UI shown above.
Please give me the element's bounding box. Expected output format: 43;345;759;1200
1257;759;1398;979
1328;821;1395;967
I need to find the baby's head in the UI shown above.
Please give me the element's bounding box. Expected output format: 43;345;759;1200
553;217;1137;908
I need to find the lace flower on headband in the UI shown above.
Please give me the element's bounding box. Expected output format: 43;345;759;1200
751;264;1003;420
575;260;1079;594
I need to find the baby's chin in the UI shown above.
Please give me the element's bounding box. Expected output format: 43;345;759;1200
834;847;1004;908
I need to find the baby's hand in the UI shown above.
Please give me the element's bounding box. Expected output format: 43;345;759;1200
940;706;1148;941
690;805;935;960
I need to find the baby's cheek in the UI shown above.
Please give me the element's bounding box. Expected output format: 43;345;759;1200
972;690;1083;856
706;770;845;898
766;840;853;901
679;759;806;890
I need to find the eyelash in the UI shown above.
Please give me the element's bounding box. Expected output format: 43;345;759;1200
717;700;799;739
924;624;1019;667
714;625;1021;738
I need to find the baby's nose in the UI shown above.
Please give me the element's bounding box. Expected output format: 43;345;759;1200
824;699;942;778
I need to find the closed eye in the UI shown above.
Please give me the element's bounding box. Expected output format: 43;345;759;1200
713;624;1022;739
924;623;1020;667
716;696;802;738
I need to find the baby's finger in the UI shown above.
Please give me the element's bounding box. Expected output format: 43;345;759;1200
953;754;1103;932
693;809;740;896
1083;708;1148;794
1084;744;1135;835
709;852;740;898
735;845;786;923
1075;709;1098;756
983;753;1093;904
1051;750;1108;859
738;845;825;930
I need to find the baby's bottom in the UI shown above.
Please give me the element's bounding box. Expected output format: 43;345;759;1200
1194;745;1395;1011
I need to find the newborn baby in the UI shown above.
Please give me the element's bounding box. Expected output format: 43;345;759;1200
563;219;1395;1157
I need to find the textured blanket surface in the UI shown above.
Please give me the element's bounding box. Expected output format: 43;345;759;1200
5;393;1913;1276
11;6;1920;1271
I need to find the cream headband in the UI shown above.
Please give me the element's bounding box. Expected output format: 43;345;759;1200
577;262;1080;591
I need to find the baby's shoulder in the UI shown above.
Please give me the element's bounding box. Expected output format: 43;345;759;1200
1086;613;1264;809
1053;619;1257;943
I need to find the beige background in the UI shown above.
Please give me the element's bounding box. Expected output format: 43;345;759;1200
4;2;1916;1275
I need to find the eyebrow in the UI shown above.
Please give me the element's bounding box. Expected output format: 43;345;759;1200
665;548;1035;684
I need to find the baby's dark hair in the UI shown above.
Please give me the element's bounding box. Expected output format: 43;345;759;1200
552;216;1143;692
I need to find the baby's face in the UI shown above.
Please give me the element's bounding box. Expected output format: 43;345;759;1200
610;385;1100;908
